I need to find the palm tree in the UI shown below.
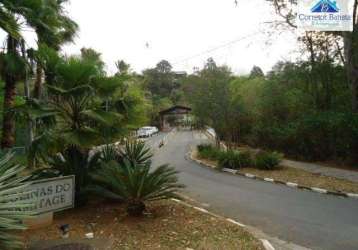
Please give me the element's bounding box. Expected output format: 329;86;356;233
0;35;23;148
0;0;23;39
0;0;50;148
0;0;77;148
28;0;78;99
27;57;123;205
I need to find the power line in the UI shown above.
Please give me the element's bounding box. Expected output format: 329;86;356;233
172;32;261;66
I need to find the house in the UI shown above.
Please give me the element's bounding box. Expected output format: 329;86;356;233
159;105;192;131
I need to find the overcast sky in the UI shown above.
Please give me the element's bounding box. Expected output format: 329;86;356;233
6;0;301;75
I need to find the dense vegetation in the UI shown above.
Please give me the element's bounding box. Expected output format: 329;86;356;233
0;1;181;247
187;58;358;165
0;0;358;247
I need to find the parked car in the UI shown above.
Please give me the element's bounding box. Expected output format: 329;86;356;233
137;126;158;138
150;126;159;134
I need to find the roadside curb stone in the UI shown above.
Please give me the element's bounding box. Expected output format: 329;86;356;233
187;150;358;200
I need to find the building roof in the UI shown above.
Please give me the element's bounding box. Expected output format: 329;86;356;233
159;105;192;115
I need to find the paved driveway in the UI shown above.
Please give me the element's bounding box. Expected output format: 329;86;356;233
149;130;358;250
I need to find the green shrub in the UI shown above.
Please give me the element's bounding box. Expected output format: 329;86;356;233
238;150;253;167
197;144;222;160
248;112;358;164
218;150;252;169
36;145;102;206
197;144;213;152
255;151;283;170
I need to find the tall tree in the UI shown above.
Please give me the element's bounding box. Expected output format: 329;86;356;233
188;58;237;145
250;66;265;78
0;0;43;148
81;48;106;75
115;60;131;76
29;0;78;99
143;60;176;98
267;0;358;112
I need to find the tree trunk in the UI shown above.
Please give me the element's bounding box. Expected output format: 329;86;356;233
20;39;34;150
344;32;358;113
344;0;358;112
34;61;42;99
1;36;18;148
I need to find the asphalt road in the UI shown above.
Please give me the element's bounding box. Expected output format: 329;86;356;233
141;132;168;151
149;130;358;250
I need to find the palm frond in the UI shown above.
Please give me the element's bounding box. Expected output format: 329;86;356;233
0;153;34;249
120;140;153;166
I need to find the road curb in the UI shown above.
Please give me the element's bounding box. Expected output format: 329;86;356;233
187;150;358;200
171;197;275;250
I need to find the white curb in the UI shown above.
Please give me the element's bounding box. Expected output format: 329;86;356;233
222;168;238;174
245;173;255;178
286;182;298;188
193;206;209;213
311;187;328;194
347;193;358;198
226;218;246;227
264;178;274;182
260;239;276;250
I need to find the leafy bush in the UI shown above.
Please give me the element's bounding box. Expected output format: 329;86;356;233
90;160;184;216
218;150;252;169
237;150;253;168
36;146;102;206
0;153;33;249
197;144;222;160
197;144;213;152
255;151;283;170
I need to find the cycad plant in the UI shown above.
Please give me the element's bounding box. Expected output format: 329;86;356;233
0;153;33;249
89;141;183;216
120;140;153;166
90;160;184;216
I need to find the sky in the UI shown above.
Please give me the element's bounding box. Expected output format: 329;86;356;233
3;0;301;75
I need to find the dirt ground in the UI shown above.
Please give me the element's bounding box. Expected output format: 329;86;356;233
23;199;263;250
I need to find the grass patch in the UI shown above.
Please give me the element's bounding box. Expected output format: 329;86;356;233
23;199;263;250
